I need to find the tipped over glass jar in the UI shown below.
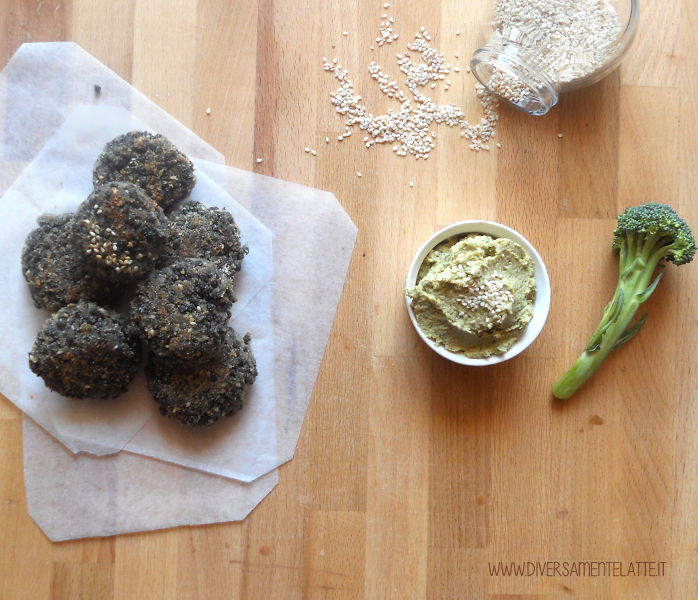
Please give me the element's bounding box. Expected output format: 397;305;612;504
470;0;639;115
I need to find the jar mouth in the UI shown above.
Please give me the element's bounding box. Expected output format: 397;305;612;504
471;45;559;116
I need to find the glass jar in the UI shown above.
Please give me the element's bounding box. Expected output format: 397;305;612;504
470;0;639;115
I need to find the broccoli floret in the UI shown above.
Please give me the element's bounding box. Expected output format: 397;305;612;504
553;202;695;400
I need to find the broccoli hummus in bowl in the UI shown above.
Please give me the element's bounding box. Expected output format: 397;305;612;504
406;221;550;365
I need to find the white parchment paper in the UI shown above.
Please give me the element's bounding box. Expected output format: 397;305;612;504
0;42;357;539
23;416;279;542
0;43;223;193
1;102;358;482
0;105;275;463
126;156;359;481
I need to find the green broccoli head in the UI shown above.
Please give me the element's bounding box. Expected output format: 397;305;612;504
612;201;696;265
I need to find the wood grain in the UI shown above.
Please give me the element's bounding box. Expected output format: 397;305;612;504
2;0;698;598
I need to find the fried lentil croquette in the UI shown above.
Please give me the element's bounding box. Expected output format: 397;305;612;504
28;301;142;399
159;200;248;279
22;213;119;312
131;258;234;364
92;131;196;213
73;182;172;283
146;327;257;426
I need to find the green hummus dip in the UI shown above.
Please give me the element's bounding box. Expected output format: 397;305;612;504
407;233;536;358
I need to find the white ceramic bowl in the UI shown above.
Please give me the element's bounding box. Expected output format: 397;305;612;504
405;220;551;366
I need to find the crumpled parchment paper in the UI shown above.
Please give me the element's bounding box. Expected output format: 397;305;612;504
23;416;279;541
0;105;279;478
0;42;357;540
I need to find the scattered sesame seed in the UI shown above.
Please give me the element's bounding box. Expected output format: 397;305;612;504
322;19;500;158
497;142;501;148
326;137;330;143
384;2;389;7
357;172;362;177
409;181;414;187
305;147;310;153
206;108;211;114
558;133;564;138
466;66;471;73
454;67;461;72
456;29;461;35
311;150;317;155
343;31;348;36
256;158;263;163
454;52;459;58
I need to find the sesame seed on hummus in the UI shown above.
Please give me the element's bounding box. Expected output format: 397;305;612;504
407;233;536;358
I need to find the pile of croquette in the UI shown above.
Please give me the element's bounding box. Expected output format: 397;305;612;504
22;132;257;427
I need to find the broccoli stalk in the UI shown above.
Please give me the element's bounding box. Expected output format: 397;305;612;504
553;202;696;400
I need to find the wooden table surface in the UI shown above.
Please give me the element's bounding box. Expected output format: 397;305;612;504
1;0;697;598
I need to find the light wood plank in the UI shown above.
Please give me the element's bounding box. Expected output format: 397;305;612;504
365;357;429;600
667;6;698;591
50;563;114;600
302;510;365;600
131;0;198;128
487;358;552;597
113;530;179;600
174;524;245;600
194;0;258;169
620;0;681;88
618;86;680;209
295;322;370;512
2;0;72;60
0;421;53;600
558;71;620;220
429;360;493;550
52;537;115;564
71;0;135;82
237;469;304;600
